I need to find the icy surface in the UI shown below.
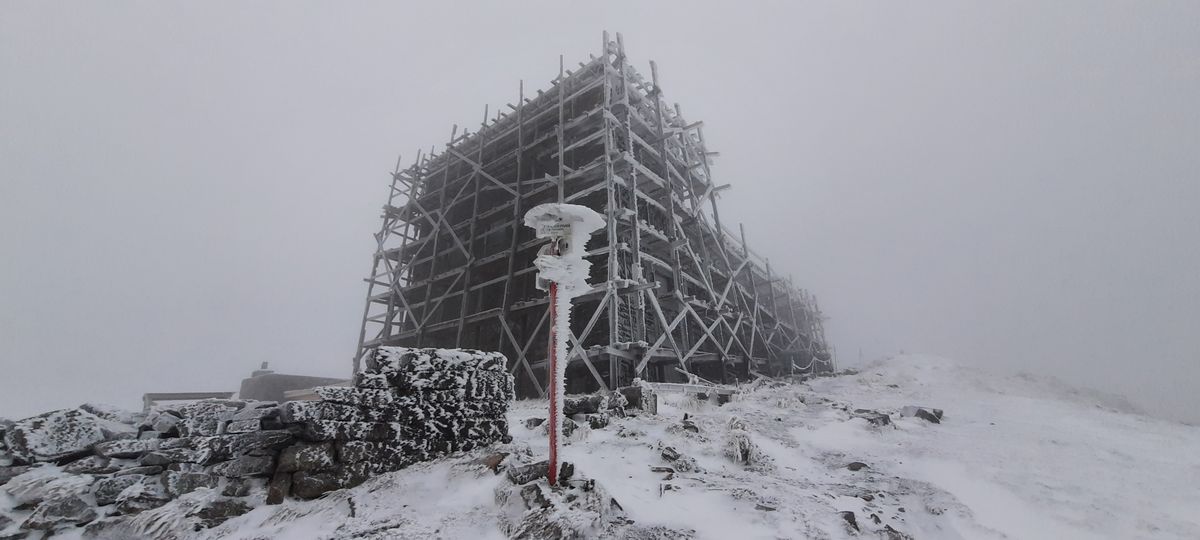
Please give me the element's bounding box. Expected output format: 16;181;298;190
529;355;1200;539
14;354;1197;539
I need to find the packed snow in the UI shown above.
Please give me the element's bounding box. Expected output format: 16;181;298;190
6;354;1197;539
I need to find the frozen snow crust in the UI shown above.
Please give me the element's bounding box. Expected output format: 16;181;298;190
6;354;1199;539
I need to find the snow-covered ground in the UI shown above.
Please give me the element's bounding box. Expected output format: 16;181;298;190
24;354;1195;539
520;354;1200;539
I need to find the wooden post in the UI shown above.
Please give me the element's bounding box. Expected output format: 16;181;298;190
455;106;491;347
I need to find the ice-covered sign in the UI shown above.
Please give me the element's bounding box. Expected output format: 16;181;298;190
535;220;572;239
523;204;606;293
524;203;605;241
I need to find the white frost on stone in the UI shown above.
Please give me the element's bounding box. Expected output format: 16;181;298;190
5;408;132;463
3;465;96;505
372;347;507;374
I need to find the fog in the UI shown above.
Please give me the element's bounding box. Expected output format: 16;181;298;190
2;2;1197;424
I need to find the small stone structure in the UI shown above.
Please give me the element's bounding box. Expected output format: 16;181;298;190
274;346;514;500
0;347;513;537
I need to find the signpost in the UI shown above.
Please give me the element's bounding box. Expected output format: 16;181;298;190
523;203;604;485
544;239;563;485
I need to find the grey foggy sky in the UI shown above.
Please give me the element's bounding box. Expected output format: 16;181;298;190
2;2;1197;423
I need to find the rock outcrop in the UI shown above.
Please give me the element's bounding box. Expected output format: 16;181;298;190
0;346;515;537
900;405;944;424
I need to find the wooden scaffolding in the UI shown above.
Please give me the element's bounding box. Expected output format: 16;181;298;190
354;33;833;399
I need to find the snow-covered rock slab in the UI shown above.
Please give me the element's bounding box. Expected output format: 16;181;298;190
899;405;943;423
22;494;97;530
95;438;161;458
4;408;131;463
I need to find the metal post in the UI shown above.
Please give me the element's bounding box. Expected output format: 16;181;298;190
546;275;560;485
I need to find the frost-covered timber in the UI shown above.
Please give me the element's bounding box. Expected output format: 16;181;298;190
355;32;833;400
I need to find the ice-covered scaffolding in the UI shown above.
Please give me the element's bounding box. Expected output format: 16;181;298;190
354;33;833;399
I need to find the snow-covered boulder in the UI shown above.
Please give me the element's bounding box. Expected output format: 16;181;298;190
95;438;161;458
83;489;254;539
0;464;32;486
660;446;700;473
79;403;140;425
146;409;183;436
563;394;607;416
276;442;335;472
93;474;145;506
21;494;98;531
3;465;95;506
210;455;275;478
495;463;632;539
617;383;658;414
187;497;253;529
900;405;943;424
160;471;218;498
62;455;119;475
505;460;549;485
140;447;209;466
290;464;370;499
177;400;242;437
850;408;891;427
113;476;172;514
213;430;294;458
4;408;132;463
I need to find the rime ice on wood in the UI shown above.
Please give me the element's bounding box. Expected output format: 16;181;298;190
353;33;833;399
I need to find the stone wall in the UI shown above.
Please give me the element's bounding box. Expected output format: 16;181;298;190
271;347;514;500
0;347;513;537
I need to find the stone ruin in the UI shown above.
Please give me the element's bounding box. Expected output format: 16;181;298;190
0;347;514;537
